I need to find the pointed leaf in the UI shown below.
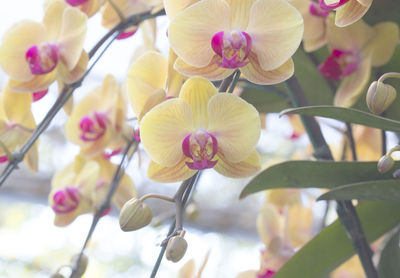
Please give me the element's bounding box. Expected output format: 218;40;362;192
378;229;400;278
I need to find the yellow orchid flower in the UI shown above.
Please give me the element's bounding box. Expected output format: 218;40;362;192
0;83;38;171
168;0;304;85
65;75;127;158
178;252;209;278
140;76;261;183
163;0;200;19
319;0;372;27
0;0;88;93
64;0;105;17
126;51;184;124
290;0;329;52
49;155;136;226
318;15;399;107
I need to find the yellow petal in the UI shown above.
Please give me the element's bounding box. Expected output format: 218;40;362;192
214;150;260;178
174;56;234;81
334;56;371;107
164;0;199;19
148;158;197;183
335;0;371;27
79;0;105;17
236;271;259;278
141;19;157;50
240;54;294;85
138;88;166;121
43;0;66;41
302;11;326;42
75;160;100;197
0;20;45;82
57;5;87;70
370;22;399;67
179;77;217;129
140;98;194;166
225;0;256;30
168;0;230;68
356;0;372;6
256;203;282;246
178;259;196;278
59;50;88;84
288;204;313;247
101;0;150;29
245;0;303;71
2;84;33;124
25;142;39;172
8;67;58;92
113;173;136;208
208;94;260;163
167;48;185;98
303;36;327;52
127;51;168;117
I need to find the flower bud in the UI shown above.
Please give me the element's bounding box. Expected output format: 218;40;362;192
70;253;88;278
393;168;400;178
166;231;188;262
377;154;394;173
366;81;396;114
119;198;152;231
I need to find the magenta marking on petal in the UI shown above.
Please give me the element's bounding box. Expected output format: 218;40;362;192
182;133;193;158
117;29;138;40
102;148;122;159
66;0;88;6
209;133;218;158
257;270;276;278
211;31;225;57
26;43;59;75
79;112;108;142
309;2;329;17
0;156;8;163
133;128;141;142
185;159;218;170
182;131;219;170
52;186;80;214
319;0;350;11
318;48;360;81
32;89;49;102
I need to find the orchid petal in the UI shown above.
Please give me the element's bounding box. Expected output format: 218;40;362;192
43;0;65;41
335;0;371;27
208;94;260;163
168;0;230;68
356;0;372;7
167;48;184;98
59;50;88;84
140;98;194;166
163;0;199;19
0;20;45;82
147;158;197;183
225;0;256;30
241;54;294;85
246;0;303;71
370;22;399;67
2;85;33;125
334;56;371;107
179;77;217;129
214;150;260;178
138;88;166;121
8;67;58;92
257;203;282;246
174;56;234;81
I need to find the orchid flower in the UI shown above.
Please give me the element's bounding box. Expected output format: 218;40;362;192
49;155;136;226
290;0;329;52
0;83;38;171
65;75;128;158
126;51;184;123
319;0;372;27
64;0;105;17
140;76;261;183
0;0;88;93
318;15;398;107
168;0;304;85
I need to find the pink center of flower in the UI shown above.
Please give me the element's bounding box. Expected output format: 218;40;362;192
26;43;59;75
133;128;141;142
117;29;138;40
257;270;275;278
52;186;80;214
32;89;49;102
182;130;218;170
309;2;329;17
318;49;360;81
79;112;108;142
211;30;252;69
65;0;89;6
319;0;350;11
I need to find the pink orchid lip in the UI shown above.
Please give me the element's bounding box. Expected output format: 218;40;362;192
211;30;252;69
117;29;138;40
309;2;329;17
79;112;108;142
0;155;8;163
318;0;350;11
66;0;89;6
182;130;218;170
52;186;80;214
318;48;360;81
133;128;141;142
26;43;59;75
32;89;49;102
257;270;276;278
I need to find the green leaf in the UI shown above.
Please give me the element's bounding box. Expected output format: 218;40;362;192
240;161;399;199
274;201;400;278
280;105;400;132
318;180;400;202
378;229;400;278
240;84;290;113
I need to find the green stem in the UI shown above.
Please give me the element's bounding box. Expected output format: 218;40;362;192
228;70;241;94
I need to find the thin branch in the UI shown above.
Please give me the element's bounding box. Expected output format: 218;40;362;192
345;123;358;161
285;75;378;278
70;140;138;278
218;72;236;92
381;130;387;156
228;70;241;94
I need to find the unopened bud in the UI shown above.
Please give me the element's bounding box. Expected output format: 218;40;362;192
166;231;188;262
377;154;394;173
119;198;152;231
393;168;400;178
366;81;396;114
70;253;88;278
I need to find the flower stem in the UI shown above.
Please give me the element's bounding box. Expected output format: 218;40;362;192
140;194;175;203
